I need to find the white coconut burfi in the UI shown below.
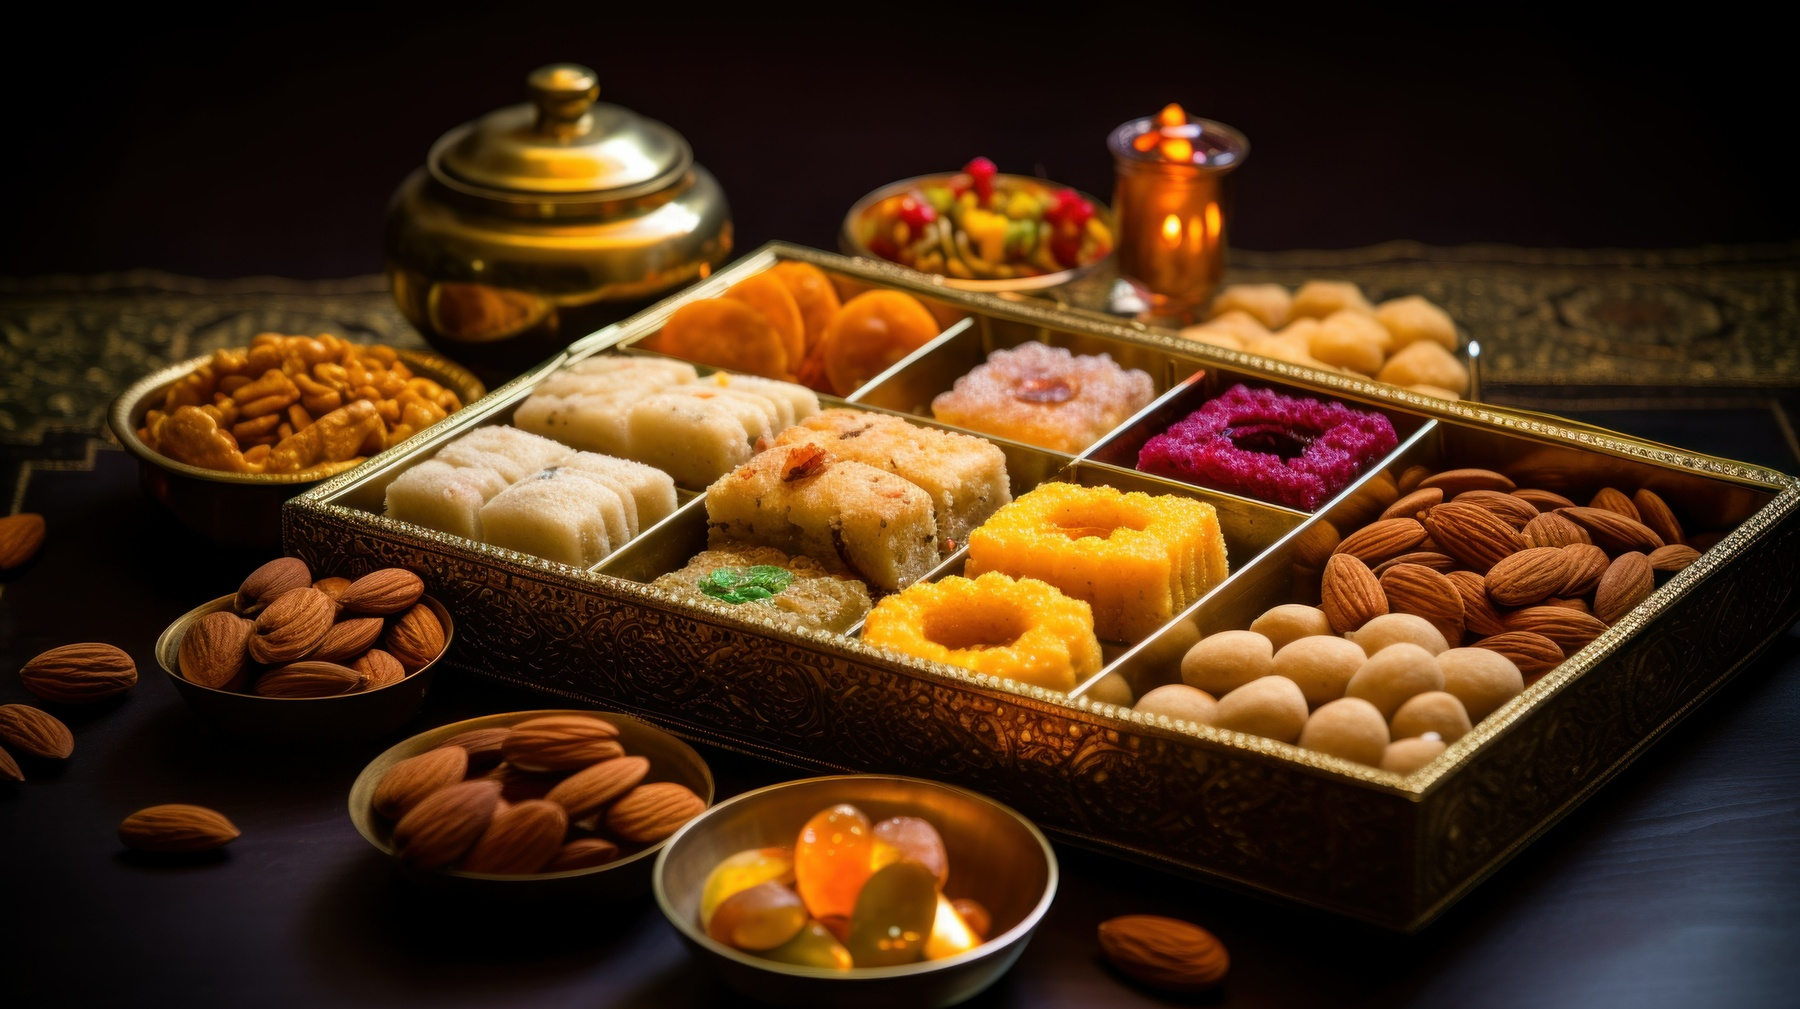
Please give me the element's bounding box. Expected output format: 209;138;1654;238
556;452;679;532
479;468;624;568
433;425;571;482
382;460;510;541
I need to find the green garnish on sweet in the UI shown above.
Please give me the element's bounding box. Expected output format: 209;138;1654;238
699;565;796;604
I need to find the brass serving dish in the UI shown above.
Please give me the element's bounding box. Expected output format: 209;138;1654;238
348;709;714;900
155;593;454;744
385;63;733;381
654;774;1056;1009
109;346;484;548
284;243;1800;930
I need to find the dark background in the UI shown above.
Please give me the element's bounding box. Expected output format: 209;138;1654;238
2;6;1793;280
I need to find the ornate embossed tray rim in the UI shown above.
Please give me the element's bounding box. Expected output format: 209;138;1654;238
284;244;1800;930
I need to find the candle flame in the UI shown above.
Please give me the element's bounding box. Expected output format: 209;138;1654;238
1161;214;1182;246
1133;131;1160;153
1157;103;1188;128
1205;201;1222;239
1158;137;1193;163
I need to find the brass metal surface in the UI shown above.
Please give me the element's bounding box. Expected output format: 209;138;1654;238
653;774;1056;1008
154;594;454;744
347;709;714;900
285;243;1800;930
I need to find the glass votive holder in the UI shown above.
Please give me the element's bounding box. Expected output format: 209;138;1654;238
1107;106;1249;323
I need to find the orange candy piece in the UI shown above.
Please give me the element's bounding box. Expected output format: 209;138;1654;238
770;262;843;356
656;298;790;380
820;290;941;395
708;881;809;951
869;816;949;887
794;803;874;921
725;273;806;368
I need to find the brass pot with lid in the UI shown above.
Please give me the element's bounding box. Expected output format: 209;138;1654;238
385;63;732;380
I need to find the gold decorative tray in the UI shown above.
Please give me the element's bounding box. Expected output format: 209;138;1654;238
283;243;1800;930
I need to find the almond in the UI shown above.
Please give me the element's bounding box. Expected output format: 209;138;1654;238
442;727;512;770
1542;596;1591;613
248;587;336;665
1320;554;1388;634
1422;502;1526;573
1290;520;1340;571
352;649;408;689
252;660;367;698
235;557;312;615
373;745;469;819
1504;606;1609;654
313;576;353;601
1594;551;1654;624
391;779;502;869
461;799;569;874
0;703;74;759
118;804;239;853
1454;489;1539;528
1557;543;1611;597
20;642;138;703
1588;487;1641;521
1484;547;1571;607
338;568;425;615
1419;468;1515;496
385;603;446;670
1397;464;1433;494
1649;543;1701;573
1445;570;1509;637
1633;489;1685;545
1098;914;1230;992
1332;518;1427;565
501;715;624;772
1378;563;1466;645
0;513;46;570
546;755;651;819
605;781;706;843
178;612;253;691
1379;487;1443;522
310;616;386;663
1372;551;1457;576
1512;488;1575;511
1523;512;1591;548
1557;507;1665;554
0;744;22;782
546;837;621;872
1471;631;1564;675
484;764;560;805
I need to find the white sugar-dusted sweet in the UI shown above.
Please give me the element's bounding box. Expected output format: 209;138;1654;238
527;465;631;548
653;385;779;444
435;426;571;482
383;460;509;541
536;356;697;397
626;393;757;489
557;452;678;532
479;472;615;568
513;390;646;457
699;372;820;430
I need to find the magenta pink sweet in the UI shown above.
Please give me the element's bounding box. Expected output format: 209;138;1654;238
1137;384;1397;510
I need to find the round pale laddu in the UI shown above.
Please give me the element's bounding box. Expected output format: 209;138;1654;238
1438;647;1525;722
1180;630;1275;697
1344;643;1445;719
1378;341;1468;395
1211;676;1309;743
1185;309;1269;346
1381;736;1448;774
1249;604;1333;652
1376;295;1458;351
1308;311;1390;375
1291;280;1374;320
1177;327;1245;352
1297;697;1390;765
1085;672;1136;708
1350;613;1450;656
1389;690;1472;742
1208;283;1292;329
1272;635;1366;709
1134;684;1218;725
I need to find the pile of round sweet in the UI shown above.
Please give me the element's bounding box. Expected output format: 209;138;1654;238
1178;281;1468;399
1135;605;1523;774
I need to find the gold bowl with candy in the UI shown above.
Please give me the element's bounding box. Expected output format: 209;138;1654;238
109;334;484;547
654;774;1057;1009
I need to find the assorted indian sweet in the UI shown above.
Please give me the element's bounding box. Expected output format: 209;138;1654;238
384;425;677;567
967;483;1228;642
1137;384;1398;511
1178;281;1470;399
853;157;1113;281
514;356;820;488
699;804;992;969
138;333;466;475
929;342;1155;453
861;571;1101;693
651;546;872;634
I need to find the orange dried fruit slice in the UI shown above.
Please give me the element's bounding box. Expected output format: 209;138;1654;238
770;261;843;354
658;298;790;380
725;273;806;366
820;290;941;395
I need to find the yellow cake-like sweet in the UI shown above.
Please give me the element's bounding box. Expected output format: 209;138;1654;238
966;483;1229;642
862;572;1099;693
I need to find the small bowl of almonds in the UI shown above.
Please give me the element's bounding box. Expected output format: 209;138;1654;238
348;709;713;900
154;557;453;743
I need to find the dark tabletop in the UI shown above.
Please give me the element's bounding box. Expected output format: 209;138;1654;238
3;9;1799;1009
